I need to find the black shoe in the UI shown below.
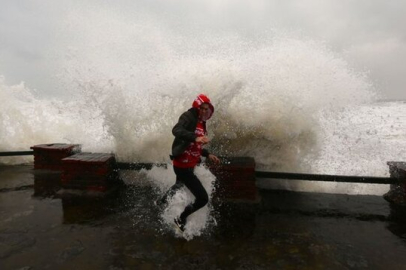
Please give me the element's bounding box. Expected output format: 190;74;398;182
174;217;186;232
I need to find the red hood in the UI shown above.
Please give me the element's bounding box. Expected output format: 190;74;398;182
192;94;214;120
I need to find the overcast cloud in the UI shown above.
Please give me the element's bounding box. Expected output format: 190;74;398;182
0;0;405;99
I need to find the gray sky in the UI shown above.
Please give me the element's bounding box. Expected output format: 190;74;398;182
1;0;405;99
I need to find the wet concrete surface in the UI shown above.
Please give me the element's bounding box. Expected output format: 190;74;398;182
1;165;406;269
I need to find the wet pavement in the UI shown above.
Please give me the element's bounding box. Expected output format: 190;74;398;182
1;165;406;269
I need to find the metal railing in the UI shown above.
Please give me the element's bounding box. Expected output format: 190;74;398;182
255;171;396;184
0;151;34;156
1;151;396;185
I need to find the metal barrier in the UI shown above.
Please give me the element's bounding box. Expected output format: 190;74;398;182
2;148;406;205
0;151;34;156
255;171;396;184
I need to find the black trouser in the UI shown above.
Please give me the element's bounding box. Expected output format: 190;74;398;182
159;166;209;222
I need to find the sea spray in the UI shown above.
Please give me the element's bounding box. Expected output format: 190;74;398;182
1;26;375;171
146;165;217;240
0;4;379;195
65;36;375;171
313;102;406;177
0;76;114;164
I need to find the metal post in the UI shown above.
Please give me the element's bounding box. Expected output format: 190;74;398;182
383;162;406;206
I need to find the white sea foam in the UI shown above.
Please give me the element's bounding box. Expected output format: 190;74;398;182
0;33;375;168
146;165;216;240
0;76;114;164
257;101;406;195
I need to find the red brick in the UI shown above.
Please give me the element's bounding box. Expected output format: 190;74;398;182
60;152;118;191
31;144;81;170
209;157;258;202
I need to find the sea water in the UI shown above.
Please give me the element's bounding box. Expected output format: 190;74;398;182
257;101;406;195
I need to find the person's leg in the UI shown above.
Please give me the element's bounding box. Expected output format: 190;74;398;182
156;167;184;206
174;167;209;224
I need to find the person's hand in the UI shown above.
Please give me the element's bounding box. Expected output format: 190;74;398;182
208;154;220;165
196;136;210;144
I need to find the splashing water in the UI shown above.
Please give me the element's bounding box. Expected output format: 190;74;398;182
0;34;375;169
145;165;217;240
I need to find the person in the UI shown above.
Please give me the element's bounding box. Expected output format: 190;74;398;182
157;94;220;232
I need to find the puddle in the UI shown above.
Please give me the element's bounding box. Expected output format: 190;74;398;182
1;165;406;269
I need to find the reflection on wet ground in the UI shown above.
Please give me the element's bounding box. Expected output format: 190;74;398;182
1;165;406;269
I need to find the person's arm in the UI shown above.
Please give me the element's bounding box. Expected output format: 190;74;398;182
202;149;220;164
172;113;197;142
208;153;221;164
